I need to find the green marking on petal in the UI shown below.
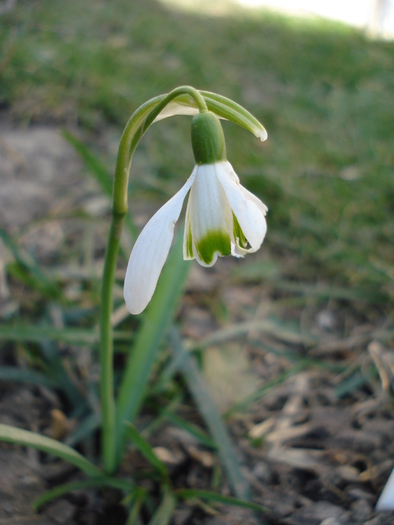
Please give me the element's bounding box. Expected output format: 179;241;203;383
232;213;248;249
186;224;194;259
195;230;231;265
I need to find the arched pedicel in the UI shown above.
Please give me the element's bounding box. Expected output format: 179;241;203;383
100;86;268;474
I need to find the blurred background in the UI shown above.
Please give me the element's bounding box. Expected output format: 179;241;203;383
0;0;393;523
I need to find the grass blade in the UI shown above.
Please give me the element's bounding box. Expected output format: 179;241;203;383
335;367;377;399
125;489;145;525
187;318;317;350
62;130;137;239
0;227;62;299
62;131;113;198
115;233;191;459
34;476;134;510
38;339;86;408
273;280;389;303
0;324;132;345
65;412;101;447
177;489;266;513
162;410;217;450
225;363;306;417
147;490;177;525
0;366;58;389
0;424;101;477
124;422;169;481
169;328;249;500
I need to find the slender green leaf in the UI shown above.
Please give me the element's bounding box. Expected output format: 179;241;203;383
0;424;101;477
224;363;306;417
187;318;317;350
149;341;192;394
124;423;169;481
0;227;62;299
147;490;177;525
0;324;132;345
62;130;137;239
34;476;134;510
62;131;114;198
335;367;378;399
273;279;389;303
125;498;144;525
169;329;249;500
38;339;86;409
177;489;266;513
115;233;191;460
65;412;101;447
0;366;58;388
162;410;217;450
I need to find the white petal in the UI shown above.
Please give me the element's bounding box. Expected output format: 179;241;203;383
215;161;267;252
124;171;196;314
183;174;195;261
376;468;394;510
239;186;268;216
226;164;268;215
188;164;231;267
231;244;244;258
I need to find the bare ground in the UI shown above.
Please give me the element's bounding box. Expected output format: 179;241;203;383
0;122;393;524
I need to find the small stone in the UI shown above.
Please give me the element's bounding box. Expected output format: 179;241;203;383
252;462;272;484
2;501;13;515
350;499;372;521
320;518;343;525
18;474;42;488
291;501;349;525
45;499;75;524
316;309;337;332
173;506;194;525
152;446;184;465
166;427;199;447
188;446;215;468
347;487;375;502
336;465;360;482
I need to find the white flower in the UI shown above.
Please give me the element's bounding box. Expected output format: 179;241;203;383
124;160;267;314
376;467;394;510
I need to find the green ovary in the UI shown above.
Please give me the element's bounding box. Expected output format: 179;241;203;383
195;230;231;265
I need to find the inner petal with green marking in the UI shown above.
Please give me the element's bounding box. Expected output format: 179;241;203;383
232;212;249;250
194;230;231;266
185;222;194;259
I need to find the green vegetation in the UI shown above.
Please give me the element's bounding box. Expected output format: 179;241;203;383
1;0;392;300
0;0;393;521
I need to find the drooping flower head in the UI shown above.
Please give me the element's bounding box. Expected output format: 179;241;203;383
124;103;268;315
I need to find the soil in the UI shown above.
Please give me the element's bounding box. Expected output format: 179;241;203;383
0;121;393;524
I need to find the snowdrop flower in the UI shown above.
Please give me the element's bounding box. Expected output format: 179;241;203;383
376;468;394;510
124;111;267;314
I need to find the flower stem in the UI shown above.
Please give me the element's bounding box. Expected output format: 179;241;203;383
99;85;207;475
142;86;208;132
100;211;126;474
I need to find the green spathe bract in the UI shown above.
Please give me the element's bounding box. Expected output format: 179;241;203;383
191;111;226;165
195;230;231;265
